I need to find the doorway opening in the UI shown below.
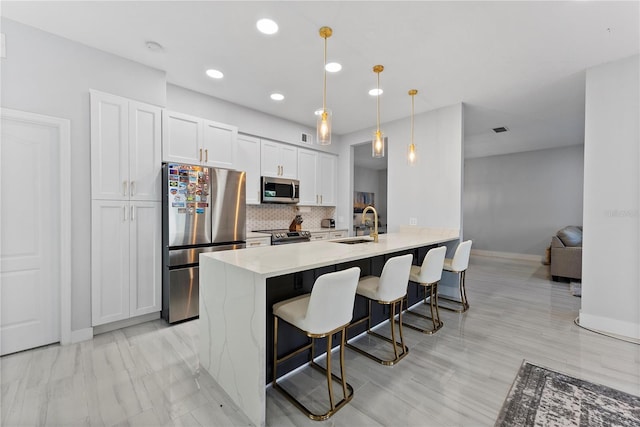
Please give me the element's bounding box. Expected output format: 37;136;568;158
352;142;388;236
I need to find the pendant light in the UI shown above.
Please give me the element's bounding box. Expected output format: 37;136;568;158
317;26;332;145
372;65;384;158
408;89;418;165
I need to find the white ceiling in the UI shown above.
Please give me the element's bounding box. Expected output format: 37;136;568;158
2;1;639;158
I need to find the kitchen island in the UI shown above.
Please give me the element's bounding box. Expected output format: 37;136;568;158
199;228;459;426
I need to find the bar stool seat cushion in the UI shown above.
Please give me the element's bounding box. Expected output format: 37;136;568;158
273;294;311;331
355;276;380;301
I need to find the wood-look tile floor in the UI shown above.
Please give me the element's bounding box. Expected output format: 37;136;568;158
2;256;639;426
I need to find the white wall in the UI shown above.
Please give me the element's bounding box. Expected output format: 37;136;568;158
0;18;167;333
581;55;639;339
464;145;584;256
166;84;340;155
337;104;463;233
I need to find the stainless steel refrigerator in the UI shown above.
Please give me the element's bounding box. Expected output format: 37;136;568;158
162;163;246;323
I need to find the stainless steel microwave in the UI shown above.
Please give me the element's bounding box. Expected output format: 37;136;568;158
261;176;300;204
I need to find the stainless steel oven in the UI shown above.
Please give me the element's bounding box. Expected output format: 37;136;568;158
261;176;299;204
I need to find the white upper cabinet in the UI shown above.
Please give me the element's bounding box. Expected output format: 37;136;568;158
236;135;261;205
162;110;201;165
260;140;297;179
297;148;319;205
162;110;238;168
91;90;161;201
318;153;337;206
296;149;337;206
202;119;238;169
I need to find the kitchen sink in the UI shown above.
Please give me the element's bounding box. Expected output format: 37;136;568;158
330;238;374;244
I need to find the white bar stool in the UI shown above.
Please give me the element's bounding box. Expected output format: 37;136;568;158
272;267;360;421
346;254;413;366
403;246;447;334
438;240;473;313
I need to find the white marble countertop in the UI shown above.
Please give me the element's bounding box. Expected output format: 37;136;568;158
202;230;459;278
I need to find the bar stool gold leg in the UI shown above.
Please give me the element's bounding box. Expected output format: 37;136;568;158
339;329;348;398
404;282;444;334
438;270;470;313
326;334;335;411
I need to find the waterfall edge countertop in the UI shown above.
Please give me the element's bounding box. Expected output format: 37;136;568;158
198;228;460;427
202;229;460;278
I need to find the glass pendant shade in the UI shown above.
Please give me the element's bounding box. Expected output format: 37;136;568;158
317;108;332;145
408;143;417;164
372;130;384;157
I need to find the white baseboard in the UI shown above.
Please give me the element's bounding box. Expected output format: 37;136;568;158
578;311;640;340
70;327;93;343
471;249;543;263
92;312;161;336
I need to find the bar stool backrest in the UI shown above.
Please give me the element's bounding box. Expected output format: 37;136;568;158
377;254;414;302
451;240;473;272
305;267;361;335
415;246;447;284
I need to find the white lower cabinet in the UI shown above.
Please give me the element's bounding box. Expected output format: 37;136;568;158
327;230;348;239
91;200;161;326
246;236;271;248
310;232;328;241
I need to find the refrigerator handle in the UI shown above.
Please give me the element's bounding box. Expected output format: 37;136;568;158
123;180;128;196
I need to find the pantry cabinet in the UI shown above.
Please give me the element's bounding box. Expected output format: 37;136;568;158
90;90;162;326
162;110;238;169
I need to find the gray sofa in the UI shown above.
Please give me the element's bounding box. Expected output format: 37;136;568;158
550;226;582;281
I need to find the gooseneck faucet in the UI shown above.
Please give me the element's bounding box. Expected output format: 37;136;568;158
362;205;379;243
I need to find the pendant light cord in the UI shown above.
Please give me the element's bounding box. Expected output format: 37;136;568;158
323;36;327;112
411;93;414;144
376;72;380;132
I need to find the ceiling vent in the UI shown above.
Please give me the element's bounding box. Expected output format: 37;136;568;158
493;126;509;133
300;132;313;144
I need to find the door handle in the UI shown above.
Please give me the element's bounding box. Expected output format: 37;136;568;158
130;181;135;196
320;195;323;204
205;149;209;163
123;181;128;196
131;205;135;221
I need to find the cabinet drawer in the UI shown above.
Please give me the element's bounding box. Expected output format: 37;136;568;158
328;231;347;239
310;232;328;241
246;237;271;248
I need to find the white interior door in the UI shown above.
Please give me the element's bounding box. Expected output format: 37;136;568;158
1;113;61;355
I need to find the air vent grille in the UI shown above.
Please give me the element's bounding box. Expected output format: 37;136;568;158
300;132;313;144
493;126;509;133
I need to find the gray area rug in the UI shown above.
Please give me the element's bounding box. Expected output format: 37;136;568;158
496;361;640;426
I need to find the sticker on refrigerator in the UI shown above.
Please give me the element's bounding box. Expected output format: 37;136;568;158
172;202;185;208
195;208;205;214
177;208;186;214
197;202;209;208
170;189;178;195
169;181;178;187
179;182;187;189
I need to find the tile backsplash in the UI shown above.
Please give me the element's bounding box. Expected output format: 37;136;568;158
247;204;336;231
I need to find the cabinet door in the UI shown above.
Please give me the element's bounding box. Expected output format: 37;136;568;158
129;102;162;201
91;200;130;326
318;153;337;206
237;135;261;204
297;149;318;205
279;144;298;179
91;91;129;200
202;120;238;169
162;110;202;164
129;201;162;317
260;140;281;177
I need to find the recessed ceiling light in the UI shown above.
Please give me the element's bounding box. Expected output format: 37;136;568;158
325;62;342;72
369;88;383;96
270;93;285;101
257;18;278;35
206;69;224;79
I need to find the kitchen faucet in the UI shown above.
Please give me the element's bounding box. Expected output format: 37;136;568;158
362;206;379;243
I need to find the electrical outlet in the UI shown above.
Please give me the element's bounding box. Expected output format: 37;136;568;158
409;217;417;226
